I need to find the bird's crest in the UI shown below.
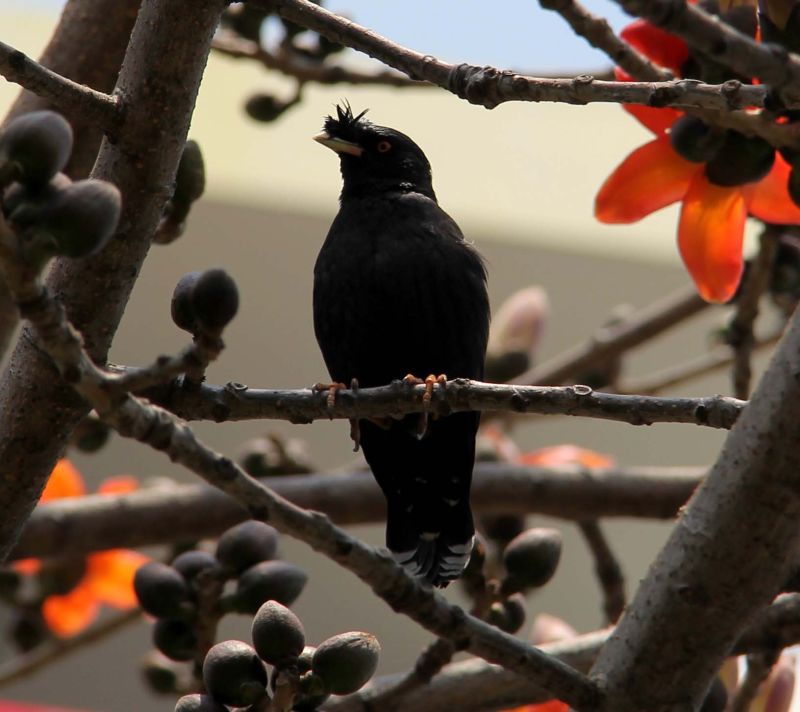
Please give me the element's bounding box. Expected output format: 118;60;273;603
323;102;370;140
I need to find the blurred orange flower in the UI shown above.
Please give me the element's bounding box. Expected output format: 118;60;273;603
503;700;568;712
14;460;147;637
596;17;800;303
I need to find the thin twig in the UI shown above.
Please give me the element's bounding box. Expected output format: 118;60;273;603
538;0;670;82
212;31;426;87
607;0;800;108
0;608;141;688
727;228;780;399
13;465;706;560
617;330;783;395
0;40;122;134
515;286;709;386
254;0;796;146
577;520;626;624
130;376;745;429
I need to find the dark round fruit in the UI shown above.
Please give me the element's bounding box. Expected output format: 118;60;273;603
2;172;71;219
37;179;122;257
134;561;190;618
502;527;563;594
174;693;229;712
190;268;239;332
216;520;279;574
71;412;110;453
705;131;776;187
311;632;380;695
669;116;725;163
9;610;49;652
251;600;305;666
171;550;219;585
173;140;205;205
171;271;202;332
153;618;197;661
0;111;73;186
234;560;308;614
245;94;290;123
202;640;267;707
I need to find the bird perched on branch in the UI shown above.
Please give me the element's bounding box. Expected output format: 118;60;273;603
313;104;490;587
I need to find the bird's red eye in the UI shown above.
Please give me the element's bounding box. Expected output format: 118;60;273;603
376;141;392;153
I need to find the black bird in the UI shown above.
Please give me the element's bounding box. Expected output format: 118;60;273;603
312;104;490;587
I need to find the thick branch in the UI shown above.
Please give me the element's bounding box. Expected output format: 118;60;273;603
591;303;800;710
12;465;704;559
331;593;800;712
0;41;122;133
0;0;228;562
138;377;743;429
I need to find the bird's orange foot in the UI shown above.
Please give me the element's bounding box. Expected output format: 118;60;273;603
403;373;447;409
312;381;347;410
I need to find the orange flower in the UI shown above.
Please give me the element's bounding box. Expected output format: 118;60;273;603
596;16;800;303
519;444;614;470
15;460;148;637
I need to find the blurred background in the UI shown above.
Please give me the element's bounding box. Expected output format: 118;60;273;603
0;1;778;709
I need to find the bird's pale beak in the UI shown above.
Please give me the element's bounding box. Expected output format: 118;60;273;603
313;131;364;157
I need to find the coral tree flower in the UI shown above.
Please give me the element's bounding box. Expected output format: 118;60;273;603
15;460;147;637
596;17;800;303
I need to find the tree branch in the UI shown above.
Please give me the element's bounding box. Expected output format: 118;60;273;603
0;220;601;712
538;0;670;82
132;376;744;429
0;40;122;134
330;593;800;712
578;520;626;624
0;0;228;563
12;464;704;560
590;302;800;710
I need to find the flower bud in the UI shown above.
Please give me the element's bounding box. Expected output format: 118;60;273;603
190;268;239;332
0;111;73;187
171;271;202;332
311;631;381;695
251;600;306;666
202;640;267;707
234;560;308;614
134;561;191;618
216;520;279;574
501;527;562;594
669;116;725;163
171;550;220;585
174;694;228;712
705;132;775;187
153;618;197;661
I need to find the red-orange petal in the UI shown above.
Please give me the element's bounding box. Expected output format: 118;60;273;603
41;460;86;502
519;445;614;469
97;475;139;495
743;154;800;224
678;172;747;303
596;139;697;223
503;702;568;712
620;20;689;74
622;104;682;136
12;558;42;576
85;549;149;608
42;582;99;637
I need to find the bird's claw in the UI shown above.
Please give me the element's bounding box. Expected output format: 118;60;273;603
403;373;447;410
312;381;347;410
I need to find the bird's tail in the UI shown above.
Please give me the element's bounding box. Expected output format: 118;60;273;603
386;503;475;588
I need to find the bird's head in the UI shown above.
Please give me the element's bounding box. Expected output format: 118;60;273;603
314;103;435;200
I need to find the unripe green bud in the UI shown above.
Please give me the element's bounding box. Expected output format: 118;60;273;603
234;560;308;614
311;632;380;695
0;111;73;187
203;640;267;707
251;600;305;666
501;527;562;594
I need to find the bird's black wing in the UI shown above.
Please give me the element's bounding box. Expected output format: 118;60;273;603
313;191;489;586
